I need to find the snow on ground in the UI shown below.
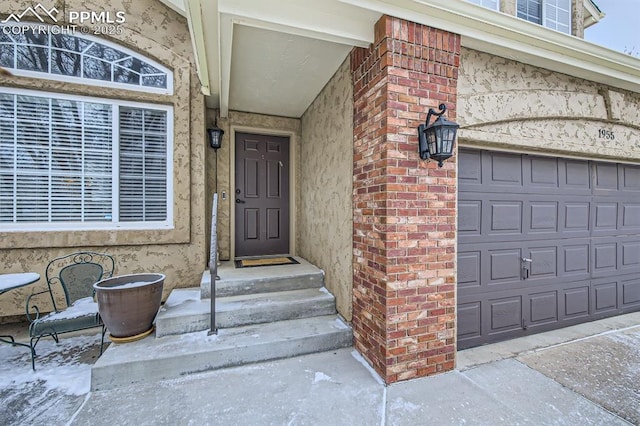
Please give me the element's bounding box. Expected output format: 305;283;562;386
0;332;102;426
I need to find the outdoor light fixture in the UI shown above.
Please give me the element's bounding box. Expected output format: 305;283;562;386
417;103;460;167
207;121;224;151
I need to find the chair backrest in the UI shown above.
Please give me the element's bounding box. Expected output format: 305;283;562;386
60;262;104;303
46;252;115;309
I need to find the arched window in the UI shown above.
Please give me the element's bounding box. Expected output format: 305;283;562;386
0;24;172;93
0;25;174;231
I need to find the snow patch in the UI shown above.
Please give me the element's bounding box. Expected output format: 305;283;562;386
389;397;420;412
39;297;98;321
0;333;99;396
313;371;332;384
333;318;350;330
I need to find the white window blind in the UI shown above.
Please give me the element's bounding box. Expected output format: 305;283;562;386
544;0;571;34
0;90;170;230
517;0;543;24
119;107;167;222
517;0;571;33
467;0;499;11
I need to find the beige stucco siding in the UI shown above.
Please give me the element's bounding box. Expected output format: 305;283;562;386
299;59;353;321
458;48;640;161
0;0;206;318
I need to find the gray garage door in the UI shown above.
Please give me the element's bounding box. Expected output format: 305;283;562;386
457;148;640;349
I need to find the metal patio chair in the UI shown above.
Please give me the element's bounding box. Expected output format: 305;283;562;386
25;252;115;370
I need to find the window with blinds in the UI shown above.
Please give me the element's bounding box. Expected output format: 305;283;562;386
0;89;171;229
467;0;499;11
517;0;543;24
517;0;571;34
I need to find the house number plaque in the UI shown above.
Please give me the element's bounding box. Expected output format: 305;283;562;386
598;129;615;140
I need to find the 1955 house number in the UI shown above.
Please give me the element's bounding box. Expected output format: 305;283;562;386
599;129;615;140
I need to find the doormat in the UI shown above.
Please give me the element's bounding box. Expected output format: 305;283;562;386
235;257;299;268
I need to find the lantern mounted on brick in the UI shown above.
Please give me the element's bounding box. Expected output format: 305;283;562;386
417;103;459;167
207;120;224;151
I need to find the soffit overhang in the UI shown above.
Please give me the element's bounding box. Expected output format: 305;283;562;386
169;0;640;118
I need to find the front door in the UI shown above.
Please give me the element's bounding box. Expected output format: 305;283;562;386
235;132;290;257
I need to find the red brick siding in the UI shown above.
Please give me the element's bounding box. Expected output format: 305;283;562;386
351;15;460;384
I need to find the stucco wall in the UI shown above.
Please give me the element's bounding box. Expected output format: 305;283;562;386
458;48;640;161
299;59;353;321
208;110;301;261
0;0;207;319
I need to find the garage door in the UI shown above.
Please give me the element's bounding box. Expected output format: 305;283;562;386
457;148;640;349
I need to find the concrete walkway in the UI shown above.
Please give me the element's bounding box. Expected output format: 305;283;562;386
1;313;639;425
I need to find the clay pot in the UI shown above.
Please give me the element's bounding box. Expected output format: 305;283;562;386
94;273;165;340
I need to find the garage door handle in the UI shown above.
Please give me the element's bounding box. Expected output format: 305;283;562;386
522;258;532;280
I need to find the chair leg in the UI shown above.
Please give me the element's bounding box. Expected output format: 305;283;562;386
29;337;38;370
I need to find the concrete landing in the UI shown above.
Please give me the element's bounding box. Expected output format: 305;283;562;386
200;257;324;298
91;315;352;391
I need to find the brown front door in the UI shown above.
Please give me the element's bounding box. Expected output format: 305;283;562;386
235;132;290;257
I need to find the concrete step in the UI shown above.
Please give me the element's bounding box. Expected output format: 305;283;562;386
200;257;324;298
155;287;337;337
91;315;353;391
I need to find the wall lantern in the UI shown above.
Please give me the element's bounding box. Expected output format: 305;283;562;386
207;121;224;151
417;103;459;167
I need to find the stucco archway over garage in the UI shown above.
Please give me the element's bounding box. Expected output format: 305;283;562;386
457;49;640;348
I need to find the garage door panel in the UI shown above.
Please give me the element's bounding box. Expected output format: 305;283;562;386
490;201;522;234
559;240;590;279
488;152;523;187
459;150;482;187
457;301;481;342
458;148;640;349
591;278;618;316
458;251;481;289
593;162;619;192
560;160;591;195
488;295;522;335
621;165;640;191
527;246;558;279
562;202;591;236
527;290;558;327
592;201;618;235
621;240;640;272
592;240;618;277
622;204;640;230
527;156;560;189
458;200;481;234
561;284;590;319
529;201;558;234
488;248;522;282
622;278;640;309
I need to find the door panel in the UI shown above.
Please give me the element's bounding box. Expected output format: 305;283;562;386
235;133;289;257
458;149;640;349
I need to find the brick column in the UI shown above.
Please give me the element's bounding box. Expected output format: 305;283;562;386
351;15;459;384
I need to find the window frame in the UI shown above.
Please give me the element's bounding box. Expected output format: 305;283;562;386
0;86;174;232
517;0;572;34
0;23;174;95
467;0;500;11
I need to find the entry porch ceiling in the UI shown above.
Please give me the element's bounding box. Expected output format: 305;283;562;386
182;0;381;118
163;0;640;119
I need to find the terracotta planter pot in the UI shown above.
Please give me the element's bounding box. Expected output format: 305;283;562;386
93;273;165;340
